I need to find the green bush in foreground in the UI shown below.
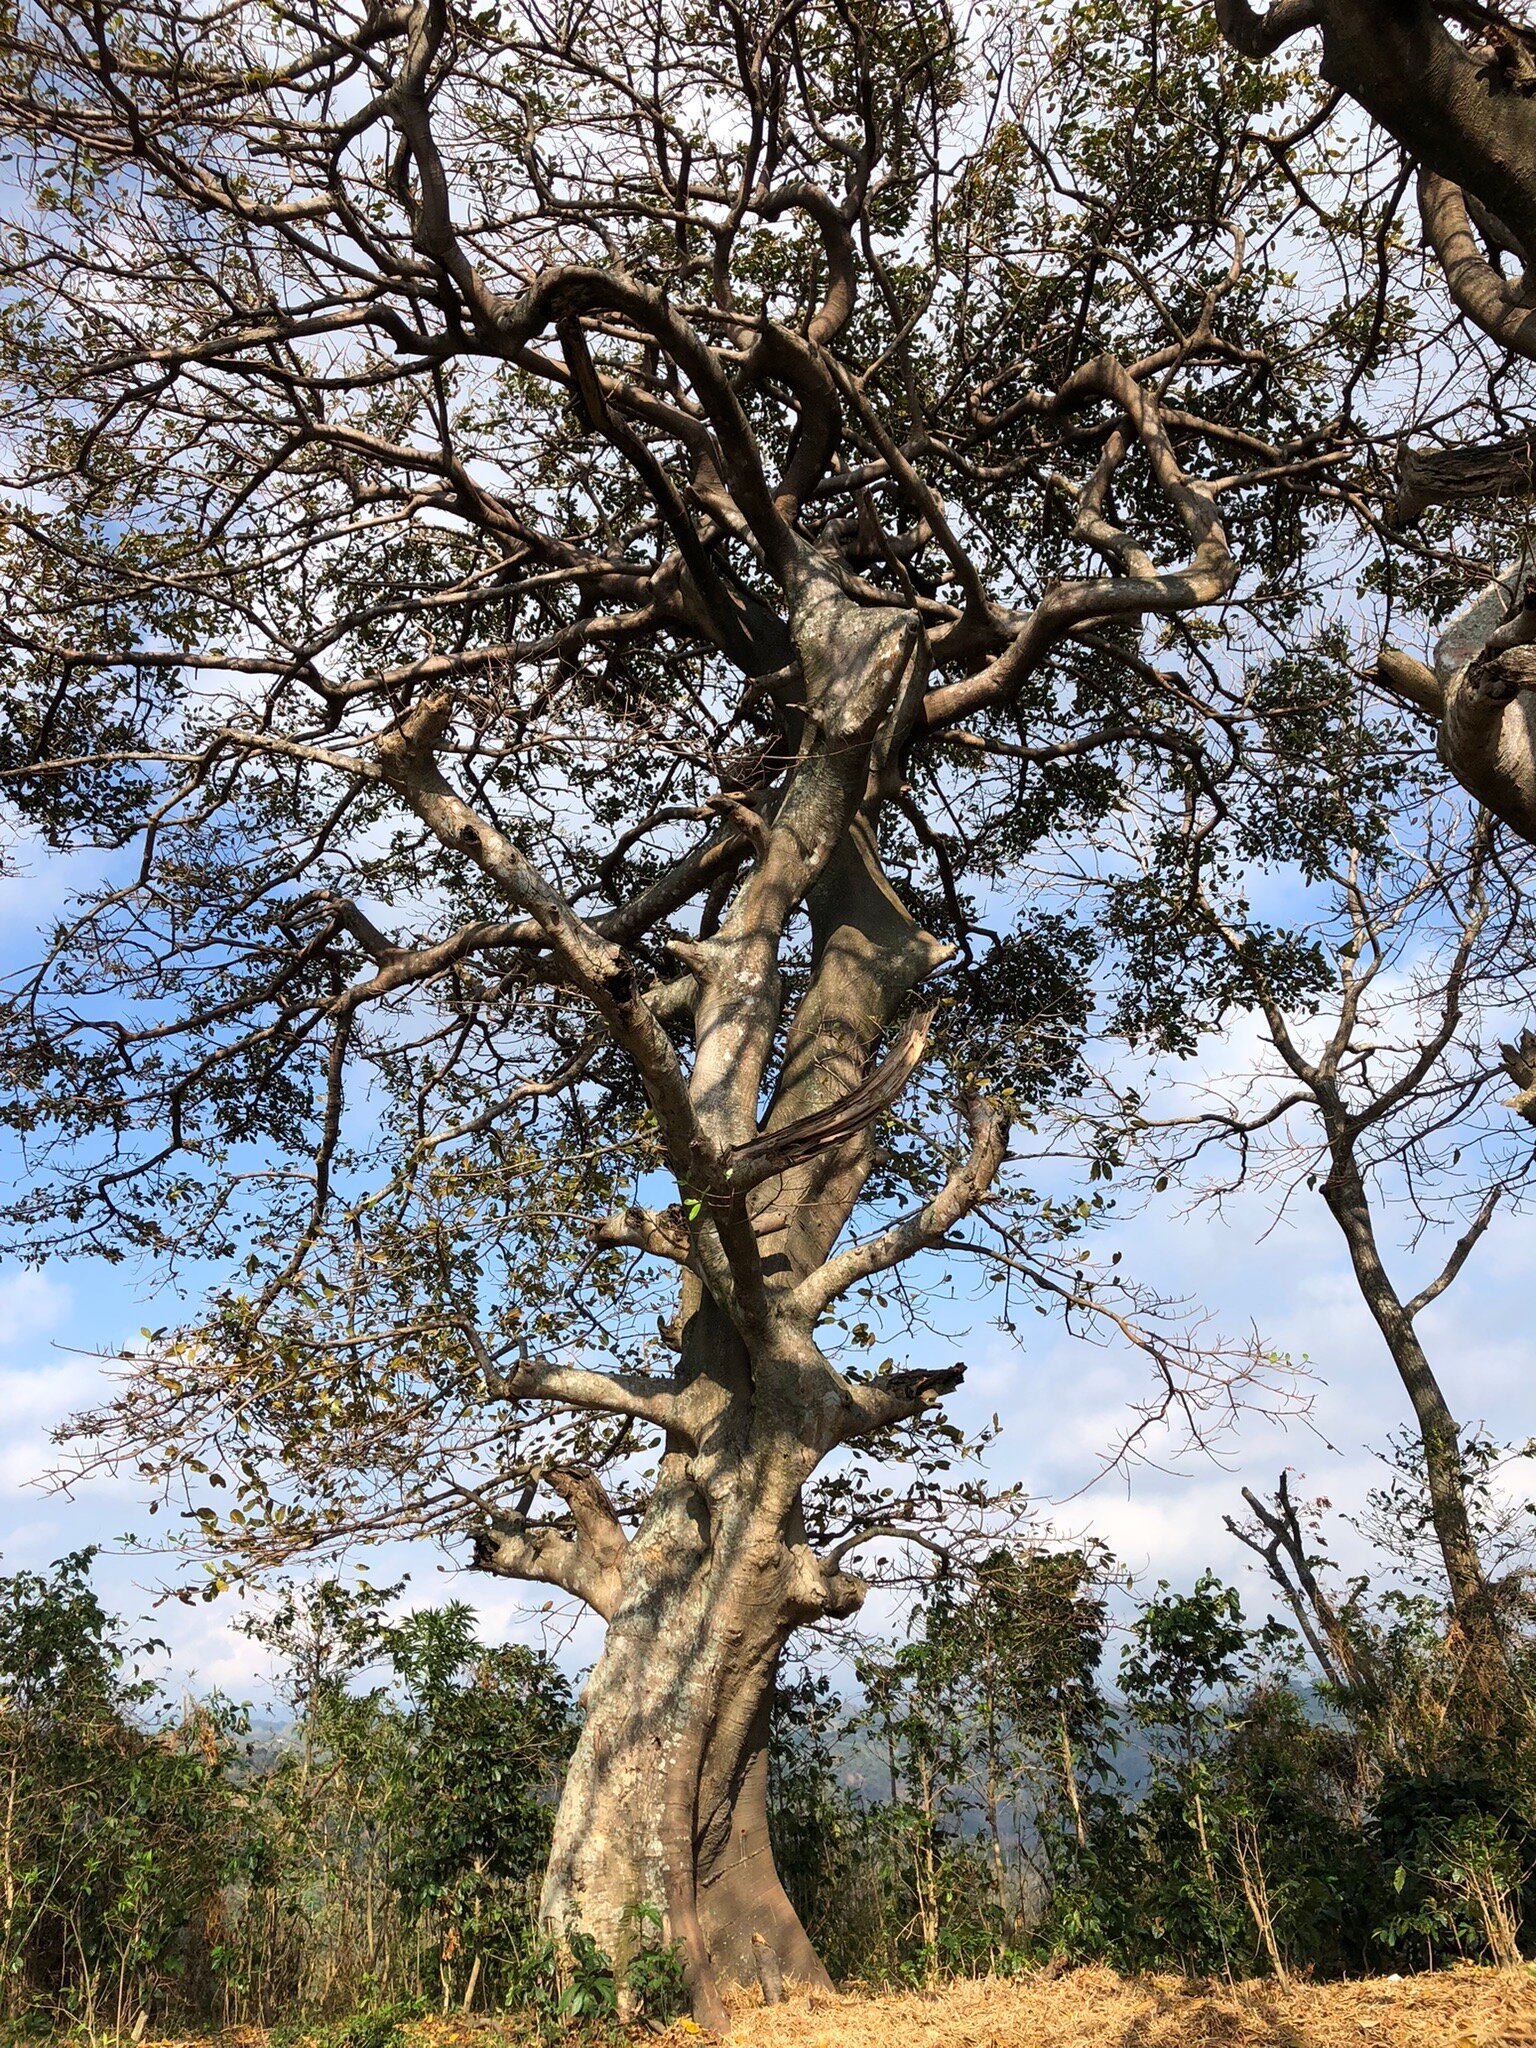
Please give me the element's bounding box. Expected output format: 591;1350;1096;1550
1;1546;1531;2037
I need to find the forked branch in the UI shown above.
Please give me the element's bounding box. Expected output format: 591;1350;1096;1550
793;1092;1009;1317
473;1468;629;1618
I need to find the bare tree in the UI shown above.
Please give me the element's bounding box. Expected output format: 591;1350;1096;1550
1127;800;1536;1668
1225;1472;1383;1695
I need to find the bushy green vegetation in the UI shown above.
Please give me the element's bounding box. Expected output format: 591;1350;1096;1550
0;1552;234;2036
2;1527;1532;2040
772;1552;1536;1987
0;1560;601;2037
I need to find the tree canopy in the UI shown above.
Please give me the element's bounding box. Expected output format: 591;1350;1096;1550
1;0;1534;2017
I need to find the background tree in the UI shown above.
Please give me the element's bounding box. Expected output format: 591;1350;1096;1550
907;1546;1110;1919
1118;787;1536;1669
231;1584;576;2020
0;1554;586;2034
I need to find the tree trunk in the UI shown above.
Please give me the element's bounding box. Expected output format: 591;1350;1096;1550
538;1459;710;1957
695;1703;831;1991
539;1442;831;2023
1059;1709;1086;1852
1440;655;1536;851
524;605;983;2022
1320;1149;1496;1637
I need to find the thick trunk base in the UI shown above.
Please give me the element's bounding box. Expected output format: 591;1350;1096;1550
539;1472;828;2024
697;1740;831;1992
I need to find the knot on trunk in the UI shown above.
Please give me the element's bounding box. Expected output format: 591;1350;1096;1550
1501;1026;1536;1124
594;1203;693;1262
821;1569;868;1619
374;691;454;771
1466;643;1536;705
785;1540;864;1621
603;956;638;1006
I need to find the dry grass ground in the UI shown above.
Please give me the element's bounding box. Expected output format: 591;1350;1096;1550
696;1964;1536;2048
146;1966;1536;2048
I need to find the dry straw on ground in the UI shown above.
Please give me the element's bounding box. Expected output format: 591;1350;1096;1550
140;1966;1536;2048
695;1963;1536;2048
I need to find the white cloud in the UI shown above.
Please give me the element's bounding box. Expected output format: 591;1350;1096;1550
0;1268;73;1351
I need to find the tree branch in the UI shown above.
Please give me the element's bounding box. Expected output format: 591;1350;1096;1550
1213;0;1322;57
793;1093;1009;1318
471;1467;629;1618
460;1324;688;1434
1404;1186;1501;1322
1419;173;1536;361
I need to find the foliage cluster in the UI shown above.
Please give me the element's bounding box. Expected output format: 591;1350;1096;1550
0;1562;683;2040
770;1548;1536;1986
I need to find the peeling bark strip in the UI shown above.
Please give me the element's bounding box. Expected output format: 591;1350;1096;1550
720;1009;935;1186
1394;432;1536;527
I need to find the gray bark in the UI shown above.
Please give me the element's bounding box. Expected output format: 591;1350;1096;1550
464;584;1008;2025
1501;1026;1536;1122
1320;1144;1494;1633
537;1449;829;2021
1394;434;1536;527
1375;550;1536;845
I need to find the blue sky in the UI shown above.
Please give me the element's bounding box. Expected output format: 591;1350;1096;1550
2;1103;1527;1706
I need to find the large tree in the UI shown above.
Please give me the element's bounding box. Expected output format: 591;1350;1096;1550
0;0;1443;2019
